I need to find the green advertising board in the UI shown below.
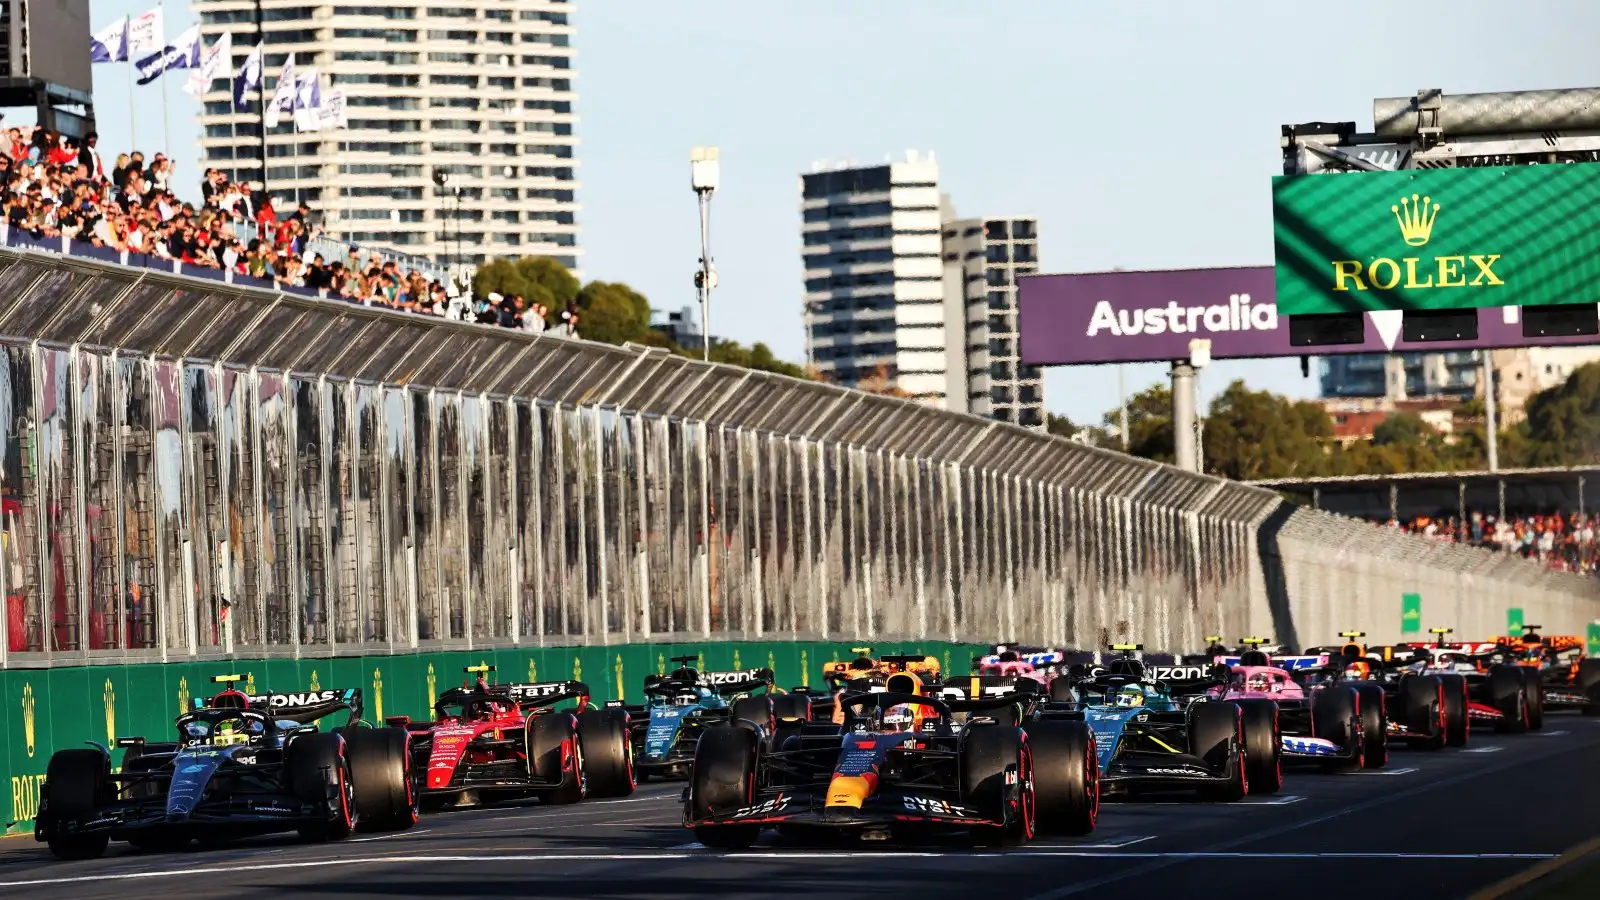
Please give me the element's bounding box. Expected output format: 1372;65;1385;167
1272;163;1600;314
1400;593;1422;635
1507;607;1525;635
1588;623;1600;658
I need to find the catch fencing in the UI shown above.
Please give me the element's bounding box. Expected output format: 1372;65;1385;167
0;245;1593;669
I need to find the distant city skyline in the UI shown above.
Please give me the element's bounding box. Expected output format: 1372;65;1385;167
68;0;1600;422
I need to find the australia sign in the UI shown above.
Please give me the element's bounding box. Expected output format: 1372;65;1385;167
1273;163;1600;315
1016;265;1600;367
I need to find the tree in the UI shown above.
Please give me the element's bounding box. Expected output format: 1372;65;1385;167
1371;412;1431;447
1201;380;1336;480
473;256;581;311
573;280;652;345
1519;361;1600;466
1045;413;1077;439
1100;383;1174;463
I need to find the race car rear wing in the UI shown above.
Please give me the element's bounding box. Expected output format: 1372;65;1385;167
1216;653;1330;671
702;667;775;695
246;687;364;725
432;680;592;710
936;674;1045;700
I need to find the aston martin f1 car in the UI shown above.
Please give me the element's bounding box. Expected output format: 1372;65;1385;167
1053;646;1277;800
682;688;1098;848
35;675;416;860
386;666;634;809
616;656;805;780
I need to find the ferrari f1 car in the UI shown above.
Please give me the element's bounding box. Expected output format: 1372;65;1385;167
616;656;806;780
387;665;634;808
35;675;416;860
682;685;1098;848
1053;646;1278;800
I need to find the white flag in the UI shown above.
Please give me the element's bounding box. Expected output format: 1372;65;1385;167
128;7;163;57
134;24;200;84
183;31;232;96
232;43;262;111
90;16;129;63
317;87;348;130
263;54;296;129
292;67;322;131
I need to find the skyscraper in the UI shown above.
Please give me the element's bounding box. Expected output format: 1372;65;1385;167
943;216;1044;427
195;0;581;274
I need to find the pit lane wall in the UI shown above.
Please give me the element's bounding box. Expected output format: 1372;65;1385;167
1;639;986;833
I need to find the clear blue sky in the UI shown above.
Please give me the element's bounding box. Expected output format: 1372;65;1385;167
75;0;1600;424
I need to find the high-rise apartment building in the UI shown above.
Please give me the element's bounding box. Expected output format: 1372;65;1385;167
800;154;1045;425
943;216;1043;427
800;153;949;403
195;0;581;273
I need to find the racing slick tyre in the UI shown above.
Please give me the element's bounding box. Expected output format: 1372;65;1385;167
530;712;585;805
286;732;356;842
688;725;760;850
346;727;419;832
1311;685;1361;772
1486;666;1529;734
1022;719;1097;836
1234;699;1282;795
960;724;1037;846
1188;702;1247;802
731;696;776;746
1349;683;1388;769
578;708;636;799
1580;659;1600;716
1518;668;1545;731
1436;674;1469;747
1049;676;1076;704
1399;675;1446;750
42;749;111;860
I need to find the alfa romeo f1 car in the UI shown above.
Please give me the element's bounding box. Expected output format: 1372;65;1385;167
682;683;1098;848
35;675;416;860
1054;645;1280;800
387;665;634;808
617;656;806;780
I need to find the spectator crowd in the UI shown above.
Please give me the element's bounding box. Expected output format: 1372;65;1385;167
1383;512;1600;576
0;123;580;337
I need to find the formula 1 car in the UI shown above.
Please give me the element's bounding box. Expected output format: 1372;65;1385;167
1052;645;1278;800
385;666;634;809
35;675;415;860
1212;638;1385;771
787;648;946;723
682;686;1098;848
1484;627;1598;718
1298;632;1460;750
970;645;1075;692
616;656;805;780
1381;628;1540;735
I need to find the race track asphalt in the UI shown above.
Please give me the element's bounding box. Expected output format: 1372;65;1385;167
3;717;1599;900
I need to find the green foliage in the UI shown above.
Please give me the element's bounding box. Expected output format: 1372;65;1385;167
473;256;581;311
574;280;652;345
1518;362;1600;467
1201;381;1336;481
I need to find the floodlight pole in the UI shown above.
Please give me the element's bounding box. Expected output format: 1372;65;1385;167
691;147;720;362
1171;363;1197;473
1483;351;1499;472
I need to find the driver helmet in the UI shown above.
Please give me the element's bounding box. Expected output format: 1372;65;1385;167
673;689;699;705
1246;672;1271;693
882;703;917;732
1344;660;1371;679
1113;685;1145;708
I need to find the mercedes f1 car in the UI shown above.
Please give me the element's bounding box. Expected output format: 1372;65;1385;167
386;665;634;809
35;675;416;860
616;656;806;780
682;684;1098;848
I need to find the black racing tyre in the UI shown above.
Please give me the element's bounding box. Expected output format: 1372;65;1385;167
688;725;760;850
1486;666;1528;735
578;708;637;799
730;695;775;737
1234;699;1281;795
1311;685;1362;771
1049;677;1075;703
286;732;355;842
1400;676;1445;750
1187;702;1246;802
346;727;419;832
1518;668;1545;731
42;749;111;860
1022;719;1097;836
530;712;585;804
960;724;1036;845
1436;674;1469;747
1349;683;1388;769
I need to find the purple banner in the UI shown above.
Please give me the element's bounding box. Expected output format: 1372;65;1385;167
1018;266;1600;366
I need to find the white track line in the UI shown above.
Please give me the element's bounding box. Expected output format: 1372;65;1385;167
1463;746;1504;754
1337;766;1417;776
350;829;434;843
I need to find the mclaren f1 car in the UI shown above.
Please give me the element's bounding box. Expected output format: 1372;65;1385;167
35;675;415;860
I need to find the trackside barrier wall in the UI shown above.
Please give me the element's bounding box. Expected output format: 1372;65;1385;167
0;246;1592;828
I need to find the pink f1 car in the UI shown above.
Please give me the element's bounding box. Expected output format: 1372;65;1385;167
1209;643;1387;771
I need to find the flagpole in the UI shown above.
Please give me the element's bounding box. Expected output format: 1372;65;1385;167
127;54;137;151
158;0;170;161
254;0;267;196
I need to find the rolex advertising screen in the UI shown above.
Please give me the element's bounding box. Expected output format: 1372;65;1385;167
1272;163;1600;315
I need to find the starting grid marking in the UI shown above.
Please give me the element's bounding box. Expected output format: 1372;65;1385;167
0;849;1562;887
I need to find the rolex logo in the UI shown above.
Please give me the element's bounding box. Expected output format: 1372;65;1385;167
177;677;191;715
1392;193;1440;247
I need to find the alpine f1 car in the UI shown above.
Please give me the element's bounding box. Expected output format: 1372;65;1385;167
682;686;1098;848
387;665;633;808
616;656;805;780
35;675;416;860
1053;645;1279;800
969;645;1077;695
1211;638;1386;770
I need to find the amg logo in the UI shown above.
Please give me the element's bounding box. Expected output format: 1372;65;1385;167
902;796;972;817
